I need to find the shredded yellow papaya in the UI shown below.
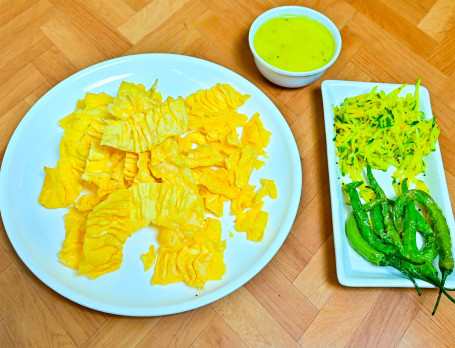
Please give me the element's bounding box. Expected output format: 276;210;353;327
333;78;440;188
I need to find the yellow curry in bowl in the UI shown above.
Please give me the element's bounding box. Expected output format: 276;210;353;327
253;15;336;72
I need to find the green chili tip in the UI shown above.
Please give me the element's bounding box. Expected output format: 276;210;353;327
389;259;422;296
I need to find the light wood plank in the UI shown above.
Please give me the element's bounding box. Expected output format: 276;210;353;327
0;64;45;116
41;15;109;70
136;306;216;347
211;286;300;347
0;101;31;159
0;0;40;27
0;30;52;84
299;287;382;347
24;82;53;107
347;11;448;93
345;0;437;58
118;0;191;44
125;1;212;57
49;0;132;57
244;263;318;340
291;182;332;254
270;233;313;282
84;0;136;27
0;0;57;50
418;0;455;41
0;264;76;347
347;289;418;347
401;286;455;341
294;234;339;310
83;317;160;348
0;238;12;275
192;315;247;348
33;46;78;86
378;0;429;26
0;320;21;348
401;310;455;348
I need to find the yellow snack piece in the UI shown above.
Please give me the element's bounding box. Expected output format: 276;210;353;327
150;157;197;192
74;192;104;212
101;96;188;152
39;161;84;209
182;144;224;168
152;218;226;289
40;80;276;289
59;207;88;270
78;188;136;278
141;246;156;271
130;182;205;230
235;209;269;242
78;182;204;278
82;141;126;196
39;96;116;208
234;146;260;188
230;185;261;216
108;80;162;120
124;152;139;185
195;167;240;199
241;113;271;155
185;83;250;130
258;179;278;200
133;152;155;184
203;191;228;218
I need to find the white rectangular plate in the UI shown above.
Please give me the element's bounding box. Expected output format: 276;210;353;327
321;79;455;288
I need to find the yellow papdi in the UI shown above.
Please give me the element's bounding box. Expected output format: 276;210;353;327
39;80;277;289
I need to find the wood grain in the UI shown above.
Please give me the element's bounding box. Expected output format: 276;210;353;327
1;1;455;346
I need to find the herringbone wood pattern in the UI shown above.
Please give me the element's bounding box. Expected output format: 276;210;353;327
2;0;455;347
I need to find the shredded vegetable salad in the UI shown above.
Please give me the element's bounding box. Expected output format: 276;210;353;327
333;79;440;189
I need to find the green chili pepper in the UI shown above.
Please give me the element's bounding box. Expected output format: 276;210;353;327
345;181;422;265
400;259;455;315
346;182;398;254
366;167;405;249
362;198;387;212
393;189;454;314
393;189;454;277
370;204;388;240
388;195;437;261
401;180;437;263
345;212;421;294
415;212;438;261
346;211;387;265
400;181;430;263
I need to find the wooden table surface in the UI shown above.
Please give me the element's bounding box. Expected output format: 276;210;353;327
2;0;455;347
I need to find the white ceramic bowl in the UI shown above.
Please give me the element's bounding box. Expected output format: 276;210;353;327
249;6;342;88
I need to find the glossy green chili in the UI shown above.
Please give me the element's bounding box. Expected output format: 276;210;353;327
362;198;387;212
400;181;434;263
345;181;422;265
393;188;454;314
415;212;438;261
346;182;400;256
393;189;454;277
366;167;405;249
345;211;421;294
387;195;437;261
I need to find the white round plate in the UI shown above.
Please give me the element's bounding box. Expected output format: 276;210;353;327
0;54;302;316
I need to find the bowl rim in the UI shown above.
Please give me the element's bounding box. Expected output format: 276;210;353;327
248;6;342;77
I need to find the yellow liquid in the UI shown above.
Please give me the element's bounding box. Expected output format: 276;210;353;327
254;15;336;72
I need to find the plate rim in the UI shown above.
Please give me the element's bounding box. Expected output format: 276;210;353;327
0;53;302;316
